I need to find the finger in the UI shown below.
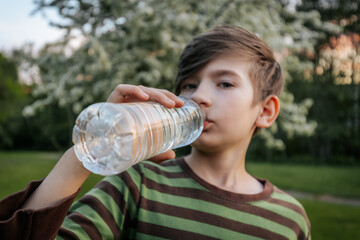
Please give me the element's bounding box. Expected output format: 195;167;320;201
107;84;149;103
148;150;176;164
159;90;185;108
139;87;176;108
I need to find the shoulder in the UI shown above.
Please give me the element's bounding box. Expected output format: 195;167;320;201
269;185;302;204
266;184;311;240
270;185;308;216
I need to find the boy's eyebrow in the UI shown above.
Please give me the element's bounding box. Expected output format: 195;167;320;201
210;69;241;80
183;69;243;83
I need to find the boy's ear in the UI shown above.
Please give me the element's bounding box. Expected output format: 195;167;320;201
255;95;280;129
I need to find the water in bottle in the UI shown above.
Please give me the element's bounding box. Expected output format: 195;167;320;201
72;97;204;175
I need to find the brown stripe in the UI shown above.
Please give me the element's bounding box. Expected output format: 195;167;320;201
67;212;102;239
58;226;80;240
295;226;306;239
159;159;179;167
137;221;219;240
78;195;121;239
95;180;136;231
118;171;141;205
95;181;126;215
142;176;306;237
141;198;288;240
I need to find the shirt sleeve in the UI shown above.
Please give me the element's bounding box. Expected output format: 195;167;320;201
57;167;142;239
0;180;80;240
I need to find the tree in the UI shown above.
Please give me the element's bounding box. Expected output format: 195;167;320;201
0;53;29;148
20;0;338;152
279;0;360;164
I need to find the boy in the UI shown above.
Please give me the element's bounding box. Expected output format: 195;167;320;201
0;25;310;239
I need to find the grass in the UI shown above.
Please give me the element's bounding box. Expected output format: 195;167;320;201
2;152;359;199
246;162;360;199
0;151;103;199
1;151;359;239
300;199;360;239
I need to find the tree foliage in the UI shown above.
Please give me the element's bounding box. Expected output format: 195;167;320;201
0;53;29;148
14;0;341;152
283;0;360;163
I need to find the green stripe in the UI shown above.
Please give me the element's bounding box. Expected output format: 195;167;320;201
68;202;114;239
138;209;263;240
142;161;183;173
272;191;305;208
55;236;64;240
250;200;309;236
141;186;296;239
60;217;91;239
104;166;142;190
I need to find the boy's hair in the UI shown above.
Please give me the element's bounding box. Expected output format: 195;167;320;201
175;25;283;103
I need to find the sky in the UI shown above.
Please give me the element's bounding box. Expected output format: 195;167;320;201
0;0;65;51
0;0;301;53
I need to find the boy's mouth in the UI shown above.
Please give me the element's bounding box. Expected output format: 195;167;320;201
203;119;212;130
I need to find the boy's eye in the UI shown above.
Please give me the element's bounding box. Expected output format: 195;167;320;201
181;83;197;90
219;82;233;88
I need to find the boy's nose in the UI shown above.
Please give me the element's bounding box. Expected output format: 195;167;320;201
190;85;212;108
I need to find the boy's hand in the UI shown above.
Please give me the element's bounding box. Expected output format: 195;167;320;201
107;84;184;108
107;84;184;163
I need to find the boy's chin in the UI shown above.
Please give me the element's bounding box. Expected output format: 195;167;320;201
191;138;222;153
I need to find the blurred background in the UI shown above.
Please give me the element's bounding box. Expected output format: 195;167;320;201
0;0;359;239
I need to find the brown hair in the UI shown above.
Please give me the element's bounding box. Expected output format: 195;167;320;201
175;25;283;103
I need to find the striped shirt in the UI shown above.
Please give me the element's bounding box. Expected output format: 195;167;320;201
57;158;311;240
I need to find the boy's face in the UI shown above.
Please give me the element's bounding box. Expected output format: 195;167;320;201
179;54;263;152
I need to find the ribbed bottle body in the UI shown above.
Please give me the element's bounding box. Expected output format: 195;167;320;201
72;97;204;175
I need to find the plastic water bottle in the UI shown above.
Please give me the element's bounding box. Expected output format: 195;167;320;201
72;97;204;175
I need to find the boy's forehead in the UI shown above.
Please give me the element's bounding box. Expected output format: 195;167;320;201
196;54;252;76
213;53;252;63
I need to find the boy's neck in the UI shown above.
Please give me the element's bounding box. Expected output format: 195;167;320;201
184;146;263;195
